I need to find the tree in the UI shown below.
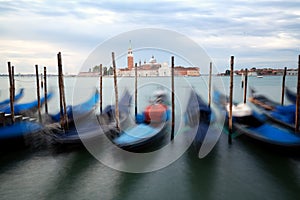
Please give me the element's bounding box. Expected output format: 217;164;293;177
92;65;100;73
108;66;113;75
103;67;108;76
225;69;230;75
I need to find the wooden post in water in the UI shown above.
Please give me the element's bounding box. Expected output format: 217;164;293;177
99;64;103;114
57;52;68;130
135;62;138;119
228;56;234;144
208;62;212;107
44;66;48;114
241;73;244;88
171;56;175;141
35;65;42;122
281;67;287;105
40;73;44;89
243;68;248;104
58;54;64;127
112;52;120;131
12;66;15;102
7;62;14;123
295;55;300;132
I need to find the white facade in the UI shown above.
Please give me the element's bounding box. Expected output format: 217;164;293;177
158;62;171;76
287;70;298;76
138;69;159;77
118;56;171;77
248;71;258;76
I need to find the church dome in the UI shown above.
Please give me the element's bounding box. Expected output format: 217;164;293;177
149;56;157;64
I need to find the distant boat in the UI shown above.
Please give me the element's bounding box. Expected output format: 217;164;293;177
213;90;300;149
257;75;263;78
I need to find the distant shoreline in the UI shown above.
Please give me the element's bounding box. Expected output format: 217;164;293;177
0;73;297;77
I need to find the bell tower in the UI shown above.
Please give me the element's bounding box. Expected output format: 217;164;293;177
127;40;134;70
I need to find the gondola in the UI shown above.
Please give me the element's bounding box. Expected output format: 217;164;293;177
214;90;300;148
49;90;132;145
48;89;100;124
184;91;212;152
0;91;53;115
50;89;171;152
0;88;24;108
110;90;171;152
248;88;297;131
285;87;296;104
0;120;44;149
112;121;170;152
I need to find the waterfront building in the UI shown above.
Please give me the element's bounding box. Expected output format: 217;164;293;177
117;42;200;77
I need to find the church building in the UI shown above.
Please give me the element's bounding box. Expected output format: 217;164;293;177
117;41;200;77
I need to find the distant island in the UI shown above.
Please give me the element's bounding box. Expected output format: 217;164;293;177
219;67;298;76
79;42;200;77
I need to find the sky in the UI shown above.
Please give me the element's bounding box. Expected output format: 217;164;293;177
0;0;299;74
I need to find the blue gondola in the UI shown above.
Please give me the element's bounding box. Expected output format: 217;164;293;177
110;90;170;152
50;89;172;153
0;120;44;149
0;91;53;115
285;87;296;104
0;88;24;108
249;88;297;131
50;90;131;145
0;121;43;140
214;90;300;148
49;90;100;123
184;91;212;152
112;119;170;152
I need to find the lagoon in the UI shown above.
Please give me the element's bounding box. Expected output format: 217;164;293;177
0;75;299;200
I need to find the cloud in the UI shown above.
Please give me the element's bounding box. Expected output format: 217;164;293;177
0;0;299;74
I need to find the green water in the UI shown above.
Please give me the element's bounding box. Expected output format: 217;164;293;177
0;76;300;200
1;135;299;200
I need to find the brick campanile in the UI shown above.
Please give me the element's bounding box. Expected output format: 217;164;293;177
127;40;134;70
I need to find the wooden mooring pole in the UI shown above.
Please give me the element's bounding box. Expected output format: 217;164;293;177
243;68;248;104
208;62;212;108
281;67;287;105
57;52;68;130
12;66;15;102
99;64;103;114
295;55;300;132
171;56;175;141
40;73;43;89
35;65;42;122
228;56;234;144
241;73;244;88
44;66;48;114
7;62;14;123
135;62;138;119
58;55;64;127
112;52;120;131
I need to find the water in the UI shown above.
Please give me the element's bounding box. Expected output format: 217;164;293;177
0;75;300;200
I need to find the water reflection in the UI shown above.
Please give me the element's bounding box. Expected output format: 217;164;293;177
43;149;97;199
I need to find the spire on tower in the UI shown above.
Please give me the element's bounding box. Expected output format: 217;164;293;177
129;40;132;49
127;40;134;70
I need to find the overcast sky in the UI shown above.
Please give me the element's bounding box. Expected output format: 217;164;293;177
0;0;299;74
